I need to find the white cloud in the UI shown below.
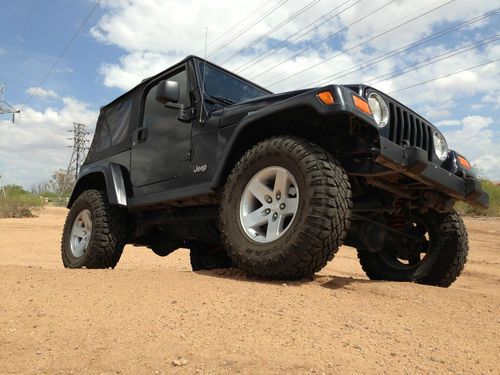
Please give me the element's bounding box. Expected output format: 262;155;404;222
436;119;461;127
0;47;5;55
0;97;98;188
25;87;59;99
482;92;500;110
91;0;499;92
441;116;500;179
100;51;177;91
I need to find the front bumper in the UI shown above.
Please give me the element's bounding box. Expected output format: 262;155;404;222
376;138;489;208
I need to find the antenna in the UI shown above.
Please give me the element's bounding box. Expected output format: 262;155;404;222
0;84;21;123
199;27;208;125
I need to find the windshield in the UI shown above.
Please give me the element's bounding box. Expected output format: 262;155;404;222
197;61;270;104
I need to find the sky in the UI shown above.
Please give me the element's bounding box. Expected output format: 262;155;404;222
0;0;499;189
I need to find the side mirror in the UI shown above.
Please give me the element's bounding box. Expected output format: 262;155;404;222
155;80;180;104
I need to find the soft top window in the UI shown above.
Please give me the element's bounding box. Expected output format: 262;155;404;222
87;98;133;158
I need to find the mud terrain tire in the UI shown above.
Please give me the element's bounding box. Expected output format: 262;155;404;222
357;209;468;287
61;189;128;269
220;136;352;279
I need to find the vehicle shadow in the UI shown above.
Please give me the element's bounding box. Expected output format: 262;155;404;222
316;275;374;290
192;268;373;290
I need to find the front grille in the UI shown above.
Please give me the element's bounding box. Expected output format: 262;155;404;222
387;102;434;161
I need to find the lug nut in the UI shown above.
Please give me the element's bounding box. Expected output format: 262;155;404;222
264;208;271;215
267;197;272;204
280;203;286;210
276;193;281;200
272;212;278;220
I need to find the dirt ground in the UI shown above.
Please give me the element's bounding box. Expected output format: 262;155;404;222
0;207;498;374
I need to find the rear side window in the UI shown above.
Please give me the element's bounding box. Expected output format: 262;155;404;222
142;69;189;127
91;98;133;153
107;99;132;145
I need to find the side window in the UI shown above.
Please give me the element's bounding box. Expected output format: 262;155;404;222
107;99;133;145
142;69;189;127
89;98;133;153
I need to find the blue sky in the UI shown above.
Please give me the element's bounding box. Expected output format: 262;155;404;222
0;0;123;109
0;0;499;188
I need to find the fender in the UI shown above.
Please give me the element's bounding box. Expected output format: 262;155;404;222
67;163;128;208
210;84;378;189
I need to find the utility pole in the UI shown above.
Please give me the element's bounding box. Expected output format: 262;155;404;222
66;122;89;180
0;84;20;123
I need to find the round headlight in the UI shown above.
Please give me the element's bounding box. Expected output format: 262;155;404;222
433;131;449;161
367;92;389;127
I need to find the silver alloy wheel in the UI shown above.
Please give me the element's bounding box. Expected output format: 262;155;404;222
70;209;93;258
239;166;299;243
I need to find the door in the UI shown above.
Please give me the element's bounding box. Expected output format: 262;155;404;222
131;67;192;187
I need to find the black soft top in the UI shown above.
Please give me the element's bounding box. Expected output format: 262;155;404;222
101;55;272;111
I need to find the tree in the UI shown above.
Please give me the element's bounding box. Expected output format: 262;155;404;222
49;169;75;196
31;181;52;196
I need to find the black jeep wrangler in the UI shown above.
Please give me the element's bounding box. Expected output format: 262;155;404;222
61;56;488;287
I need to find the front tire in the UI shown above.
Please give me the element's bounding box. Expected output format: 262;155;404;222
220;136;352;280
61;190;128;269
357;209;468;287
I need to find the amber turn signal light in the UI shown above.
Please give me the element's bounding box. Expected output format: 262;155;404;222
353;95;372;115
317;91;335;105
457;155;471;170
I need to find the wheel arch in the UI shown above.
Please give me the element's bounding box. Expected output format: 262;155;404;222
67;163;129;208
210;107;375;189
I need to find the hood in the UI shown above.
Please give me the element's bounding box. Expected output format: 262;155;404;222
215;89;310;128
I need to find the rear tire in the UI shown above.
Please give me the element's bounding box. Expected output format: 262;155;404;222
220;136;352;280
61;190;128;269
190;243;233;271
357;209;468;287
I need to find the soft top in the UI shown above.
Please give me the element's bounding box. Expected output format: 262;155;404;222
100;55;272;111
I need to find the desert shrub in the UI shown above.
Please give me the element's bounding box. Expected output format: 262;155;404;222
455;179;500;217
0;185;43;218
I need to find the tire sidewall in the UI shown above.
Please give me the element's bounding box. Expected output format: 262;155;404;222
62;194;96;268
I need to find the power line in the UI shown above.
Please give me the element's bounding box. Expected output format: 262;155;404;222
207;0;289;59
21;0;101;110
234;0;360;74
388;57;500;94
195;0;277;55
366;34;500;85
220;0;321;65
266;0;454;88
249;0;397;81
300;8;500;88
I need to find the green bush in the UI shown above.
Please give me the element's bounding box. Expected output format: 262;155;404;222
0;185;43;218
455;179;500;216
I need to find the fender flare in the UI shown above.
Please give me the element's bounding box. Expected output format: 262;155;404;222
210;84;378;189
67;163;128;208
